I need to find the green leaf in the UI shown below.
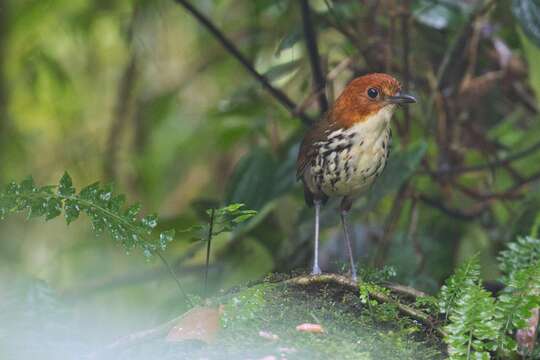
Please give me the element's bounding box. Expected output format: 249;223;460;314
45;197;62;220
439;256;481;315
58;172;75;197
79;182;100;201
513;0;540;48
0;176;171;259
445;283;499;358
519;28;540;102
263;60;300;82
64;199;80;224
159;229;175;250
20;176;35;193
232;213;257;224
27;197;46;219
498;236;540;282
220;203;245;213
125;203;141;222
413;1;454;30
275;28;301;56
141;214;158;233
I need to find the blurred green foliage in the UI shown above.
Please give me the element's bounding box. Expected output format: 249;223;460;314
2;0;540;357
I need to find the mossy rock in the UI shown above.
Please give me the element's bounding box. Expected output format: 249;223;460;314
114;274;446;359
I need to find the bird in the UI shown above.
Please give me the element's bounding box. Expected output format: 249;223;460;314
296;73;416;281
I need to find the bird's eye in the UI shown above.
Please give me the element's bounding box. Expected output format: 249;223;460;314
367;88;379;99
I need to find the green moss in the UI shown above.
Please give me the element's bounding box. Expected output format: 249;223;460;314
122;277;445;359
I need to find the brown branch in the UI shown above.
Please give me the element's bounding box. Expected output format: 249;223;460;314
423;139;540;176
294;57;352;116
436;0;496;89
104;54;138;181
399;0;412;141
323;0;362;48
386;283;428;300
300;0;328;114
0;0;9;184
452;181;523;201
172;0;313;126
418;194;486;221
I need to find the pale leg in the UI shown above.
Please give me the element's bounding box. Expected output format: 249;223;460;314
311;200;322;275
341;209;357;282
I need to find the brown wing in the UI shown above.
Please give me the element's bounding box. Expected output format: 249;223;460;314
296;115;336;206
296;113;336;181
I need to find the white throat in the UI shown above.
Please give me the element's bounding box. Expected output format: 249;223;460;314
349;105;395;144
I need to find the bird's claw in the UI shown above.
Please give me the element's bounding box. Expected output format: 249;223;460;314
311;265;322;276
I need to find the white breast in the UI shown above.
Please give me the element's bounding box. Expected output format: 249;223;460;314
309;105;395;198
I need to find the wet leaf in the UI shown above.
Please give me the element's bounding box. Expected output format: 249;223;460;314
263;60;301;82
166;306;221;343
45;197;62;220
58;172;75;197
64;199;80;224
275;28;301;56
159;229;175;250
296;323;324;333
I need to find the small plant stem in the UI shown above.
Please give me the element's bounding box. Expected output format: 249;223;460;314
204;208;215;297
467;330;473;360
156;251;193;307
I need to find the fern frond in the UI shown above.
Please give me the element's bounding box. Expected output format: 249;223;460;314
439;256;481;316
495;261;540;354
498;236;540;283
445;283;499;359
0;173;175;258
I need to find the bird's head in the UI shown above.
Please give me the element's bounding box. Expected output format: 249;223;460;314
331;73;416;128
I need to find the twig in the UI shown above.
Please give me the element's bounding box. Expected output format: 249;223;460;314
300;0;328;114
436;0;495;89
204;208;215;296
386;284;427;299
104;7;139;181
453;181;523;201
294;57;352;115
172;0;313;126
399;0;412;141
156;251;193;307
323;0;361;49
423;139;540;176
0;0;8;184
418;194;486;220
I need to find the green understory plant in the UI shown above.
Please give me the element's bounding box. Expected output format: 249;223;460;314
183;203;257;293
439;237;540;359
0;173;258;301
0;173;189;300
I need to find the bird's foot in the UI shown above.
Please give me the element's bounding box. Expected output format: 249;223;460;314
311;265;322;276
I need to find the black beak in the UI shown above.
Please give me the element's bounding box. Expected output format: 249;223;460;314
387;92;417;104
